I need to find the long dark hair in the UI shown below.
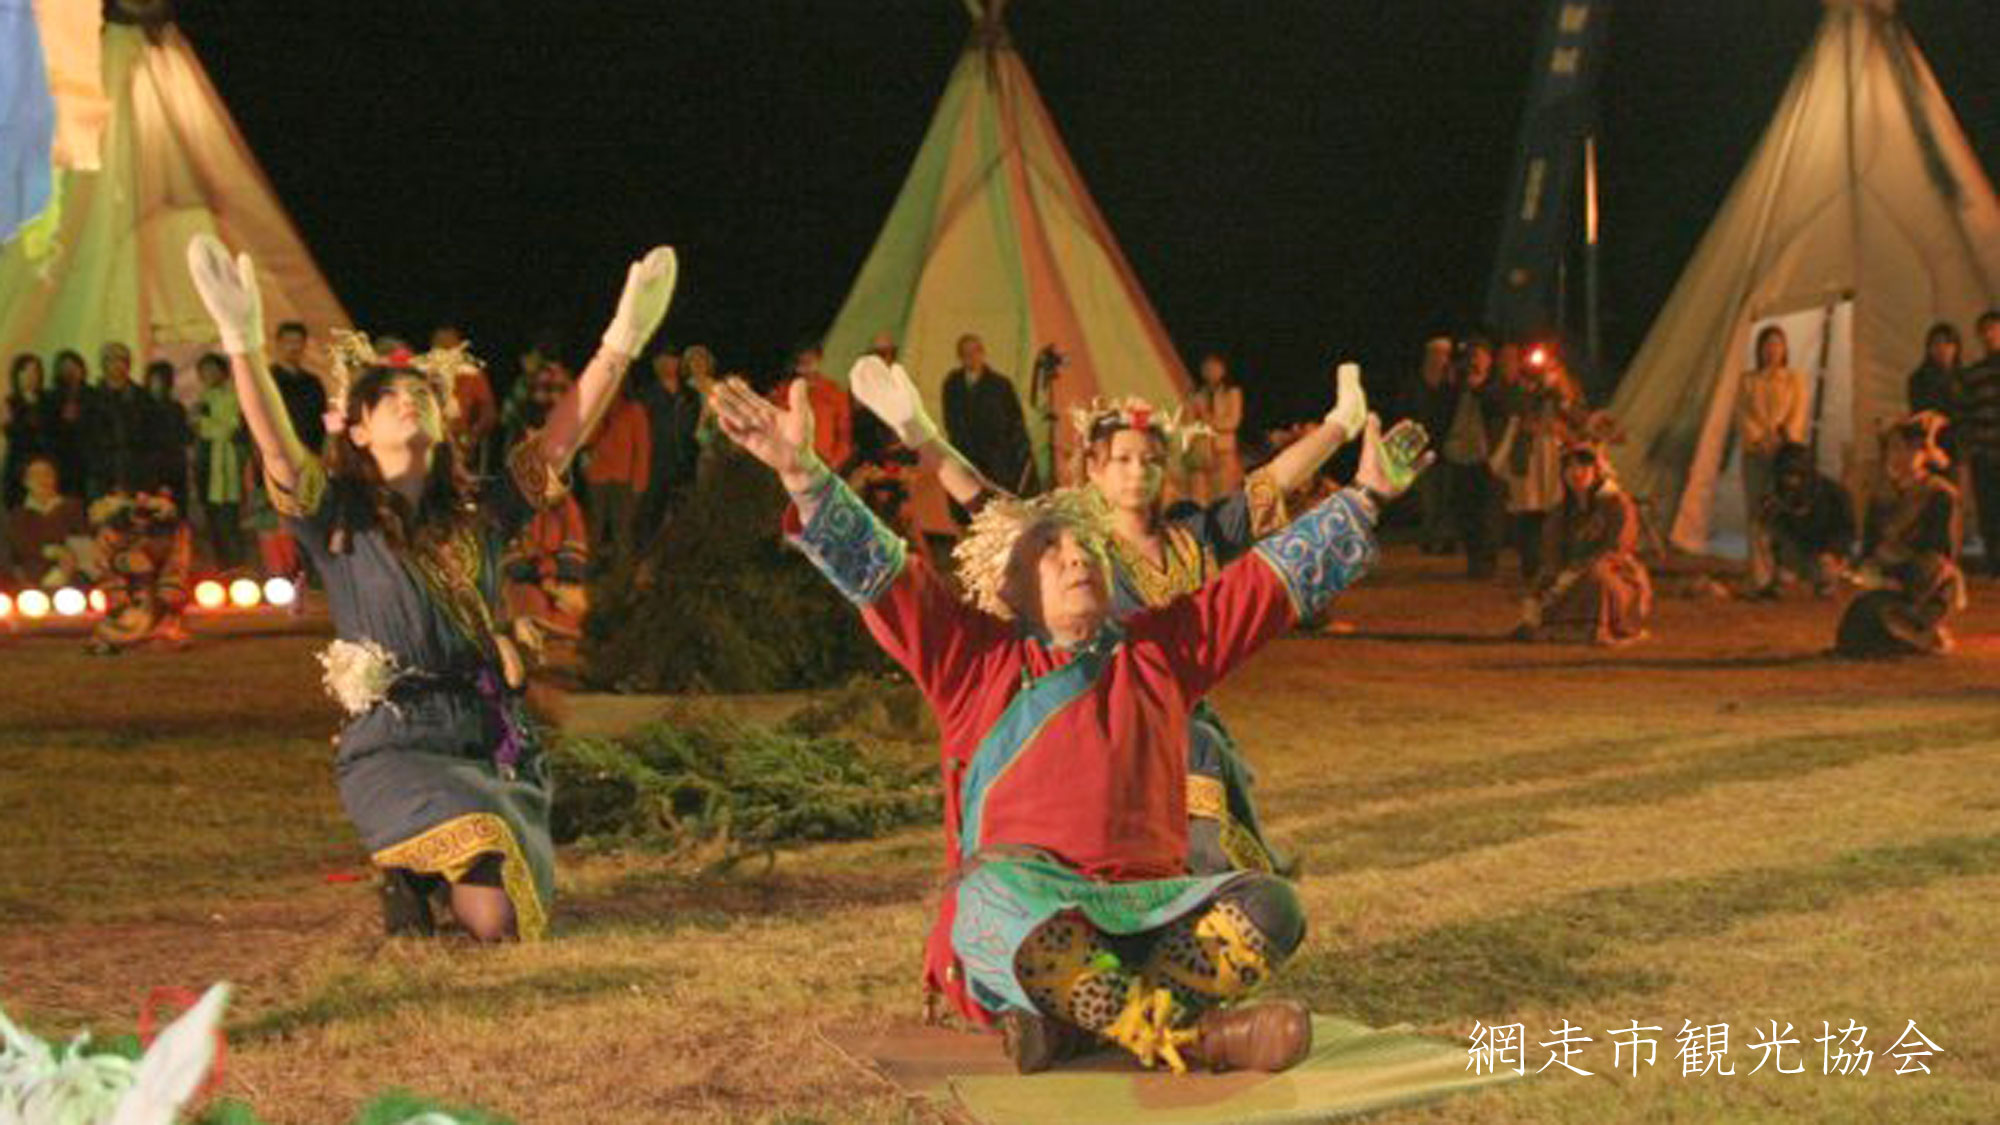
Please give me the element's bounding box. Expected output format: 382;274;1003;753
323;366;478;553
8;353;43;398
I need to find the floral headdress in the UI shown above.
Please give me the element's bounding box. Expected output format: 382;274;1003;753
323;328;469;435
1069;395;1191;449
951;487;1112;620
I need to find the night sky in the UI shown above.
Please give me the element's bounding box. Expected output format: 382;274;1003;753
175;1;1995;430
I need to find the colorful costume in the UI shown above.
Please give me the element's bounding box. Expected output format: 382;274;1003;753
503;492;590;638
1105;466;1295;877
87;491;194;652
271;333;567;941
785;472;1379;1059
1525;475;1652;644
1838;472;1962;657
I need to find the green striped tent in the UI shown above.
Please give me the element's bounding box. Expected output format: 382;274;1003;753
822;0;1191;486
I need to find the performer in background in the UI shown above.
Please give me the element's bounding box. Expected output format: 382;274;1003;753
185;234;676;941
1514;430;1652;646
853;357;1368;877
85;490;194;655
1838;412;1963;657
713;367;1430;1075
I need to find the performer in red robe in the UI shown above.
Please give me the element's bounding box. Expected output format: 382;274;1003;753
711;376;1431;1076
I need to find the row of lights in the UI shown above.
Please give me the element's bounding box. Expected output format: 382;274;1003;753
0;577;297;621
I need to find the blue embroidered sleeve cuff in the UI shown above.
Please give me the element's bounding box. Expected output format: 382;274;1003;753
789;476;908;606
1251;488;1378;620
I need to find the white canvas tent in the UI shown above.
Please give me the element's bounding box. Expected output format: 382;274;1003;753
1609;0;1998;556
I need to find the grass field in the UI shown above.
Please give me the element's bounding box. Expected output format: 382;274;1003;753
1;546;1996;1123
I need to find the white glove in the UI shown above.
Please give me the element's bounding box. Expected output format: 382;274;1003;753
601;246;678;357
849;355;939;447
185;234;263;355
1325;361;1367;441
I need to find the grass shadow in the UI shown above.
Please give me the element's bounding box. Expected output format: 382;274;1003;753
558;866;933;935
1287;722;1975;876
235;963;664;1044
1288;834;2000;1024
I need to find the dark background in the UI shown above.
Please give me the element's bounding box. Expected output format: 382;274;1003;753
176;1;1995;430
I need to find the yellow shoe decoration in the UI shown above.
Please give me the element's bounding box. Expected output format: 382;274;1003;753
1103;987;1199;1074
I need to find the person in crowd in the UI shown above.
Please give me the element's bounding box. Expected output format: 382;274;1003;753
1755;441;1854;598
500;333;570;445
1441;335;1506;578
89;343;150;498
942;333;1035;500
773;344;854;474
635;346;704;541
192;351;248;569
711;363;1428;1075
1184;352;1246;502
47;349;92;498
1906;322;1962;420
434;325;499;473
1837;413;1963;657
6;456;89;587
1514;429;1651;646
1413;335;1457;555
140;360;192;502
502;491;591;642
85;490;194;654
185;233;676;942
868;331;898;365
1489;347;1584;583
4;354;51;506
581;377;651;575
1736;325;1810;590
270;321;328;454
1951;310;2000;576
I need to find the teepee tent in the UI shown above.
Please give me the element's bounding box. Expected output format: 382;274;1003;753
1609;0;1998;557
0;18;346;377
821;0;1191;486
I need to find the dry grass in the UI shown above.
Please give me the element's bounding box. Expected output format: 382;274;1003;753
1;547;1996;1123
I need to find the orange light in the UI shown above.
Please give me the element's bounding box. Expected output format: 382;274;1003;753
0;592;12;619
194;580;227;609
228;578;262;609
53;587;87;617
88;589;108;613
18;589;51;619
1527;346;1550;368
263;577;297;607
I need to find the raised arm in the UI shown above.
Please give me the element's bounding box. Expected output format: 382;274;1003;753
536;247;677;472
849;355;996;506
1150;414;1432;699
186;236;307;490
1258;361;1369;493
709;374;1004;719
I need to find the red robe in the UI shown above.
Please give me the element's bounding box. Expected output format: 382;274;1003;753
787;500;1317;1023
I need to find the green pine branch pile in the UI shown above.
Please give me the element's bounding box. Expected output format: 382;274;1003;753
581;445;889;693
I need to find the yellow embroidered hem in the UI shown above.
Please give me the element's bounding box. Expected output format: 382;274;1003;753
268;454;328;518
371;812;549;940
1187;775;1277;875
1185;775;1227;819
1243;466;1290;538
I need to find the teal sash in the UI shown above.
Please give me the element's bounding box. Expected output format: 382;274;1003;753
957;625;1122;859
